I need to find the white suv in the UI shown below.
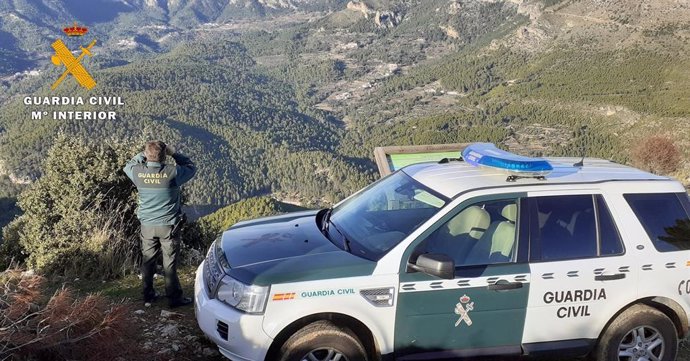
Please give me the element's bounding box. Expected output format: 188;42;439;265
194;143;690;361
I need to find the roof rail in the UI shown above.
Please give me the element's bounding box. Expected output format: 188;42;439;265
438;157;463;164
506;174;547;182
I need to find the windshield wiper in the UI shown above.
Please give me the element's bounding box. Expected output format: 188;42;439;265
321;208;333;233
329;220;351;253
321;208;351;253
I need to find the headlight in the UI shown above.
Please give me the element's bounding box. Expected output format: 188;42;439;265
216;277;270;314
204;240;224;296
215;240;231;271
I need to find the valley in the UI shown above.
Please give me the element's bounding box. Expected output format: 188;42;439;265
1;0;689;212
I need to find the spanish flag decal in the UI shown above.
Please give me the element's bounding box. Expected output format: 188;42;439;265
272;293;296;301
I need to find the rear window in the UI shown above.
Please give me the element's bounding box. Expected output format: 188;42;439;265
624;193;690;252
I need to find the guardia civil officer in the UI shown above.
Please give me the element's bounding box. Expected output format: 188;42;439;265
124;141;196;308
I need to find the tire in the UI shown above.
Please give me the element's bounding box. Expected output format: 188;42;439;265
594;304;678;361
278;320;369;361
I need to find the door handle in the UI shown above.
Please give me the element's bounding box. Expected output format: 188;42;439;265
487;280;523;291
594;273;626;281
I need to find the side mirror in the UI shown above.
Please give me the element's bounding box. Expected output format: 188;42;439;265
408;253;455;280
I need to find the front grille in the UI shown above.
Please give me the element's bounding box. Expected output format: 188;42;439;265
217;321;229;340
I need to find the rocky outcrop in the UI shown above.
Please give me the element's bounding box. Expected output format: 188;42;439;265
227;0;323;10
346;1;400;28
0;160;31;185
509;0;543;20
440;24;460;39
346;1;373;18
506;25;548;52
448;0;462;15
257;0;297;9
374;10;401;28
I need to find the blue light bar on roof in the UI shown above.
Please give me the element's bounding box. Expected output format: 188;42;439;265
462;143;553;176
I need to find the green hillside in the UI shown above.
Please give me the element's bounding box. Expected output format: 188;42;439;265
1;0;688;217
197;196;308;243
0;37;374;207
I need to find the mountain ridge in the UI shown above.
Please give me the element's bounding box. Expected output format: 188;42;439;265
1;0;688;213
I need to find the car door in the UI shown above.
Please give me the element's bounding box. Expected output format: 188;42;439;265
521;192;638;351
395;194;531;359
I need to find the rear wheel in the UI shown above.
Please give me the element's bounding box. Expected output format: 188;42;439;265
278;320;368;361
594;304;678;361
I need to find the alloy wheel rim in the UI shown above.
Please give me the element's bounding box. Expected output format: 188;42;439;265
618;325;665;361
301;348;348;361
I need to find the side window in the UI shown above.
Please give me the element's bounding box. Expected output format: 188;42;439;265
532;195;598;261
531;195;625;261
624;193;690;252
416;198;519;267
596;195;624;256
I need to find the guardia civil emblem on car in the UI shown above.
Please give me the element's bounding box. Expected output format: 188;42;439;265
454;294;474;327
194;142;690;361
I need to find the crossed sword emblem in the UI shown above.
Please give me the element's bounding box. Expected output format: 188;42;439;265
50;38;97;90
454;300;474;327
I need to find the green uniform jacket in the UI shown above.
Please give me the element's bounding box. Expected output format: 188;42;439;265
123;152;197;225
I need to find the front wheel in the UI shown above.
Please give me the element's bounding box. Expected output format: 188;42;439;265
278;320;368;361
594;304;678;361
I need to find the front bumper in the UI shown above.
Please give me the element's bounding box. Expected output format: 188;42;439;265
194;263;273;361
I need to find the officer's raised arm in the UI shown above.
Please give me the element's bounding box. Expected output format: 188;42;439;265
168;147;196;185
123;152;146;181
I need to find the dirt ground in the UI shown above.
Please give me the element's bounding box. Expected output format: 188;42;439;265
67;267;224;361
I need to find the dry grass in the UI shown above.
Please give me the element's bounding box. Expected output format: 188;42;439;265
0;269;138;361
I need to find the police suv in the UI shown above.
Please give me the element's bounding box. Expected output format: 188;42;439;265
195;143;690;361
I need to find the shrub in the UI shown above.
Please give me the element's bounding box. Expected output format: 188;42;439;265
631;136;681;175
2;134;209;278
7;135;141;278
197;197;307;246
0;218;27;269
0;269;136;360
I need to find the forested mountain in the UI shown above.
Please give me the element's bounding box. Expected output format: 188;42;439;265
1;0;689;222
0;0;347;74
0;38;373;206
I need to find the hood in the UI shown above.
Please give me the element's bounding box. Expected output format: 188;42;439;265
220;211;375;286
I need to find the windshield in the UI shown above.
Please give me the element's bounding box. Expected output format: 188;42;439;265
328;171;448;260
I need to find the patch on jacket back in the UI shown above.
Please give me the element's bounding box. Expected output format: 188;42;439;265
133;165;176;189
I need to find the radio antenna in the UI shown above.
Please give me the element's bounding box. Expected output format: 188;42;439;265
573;125;588;167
